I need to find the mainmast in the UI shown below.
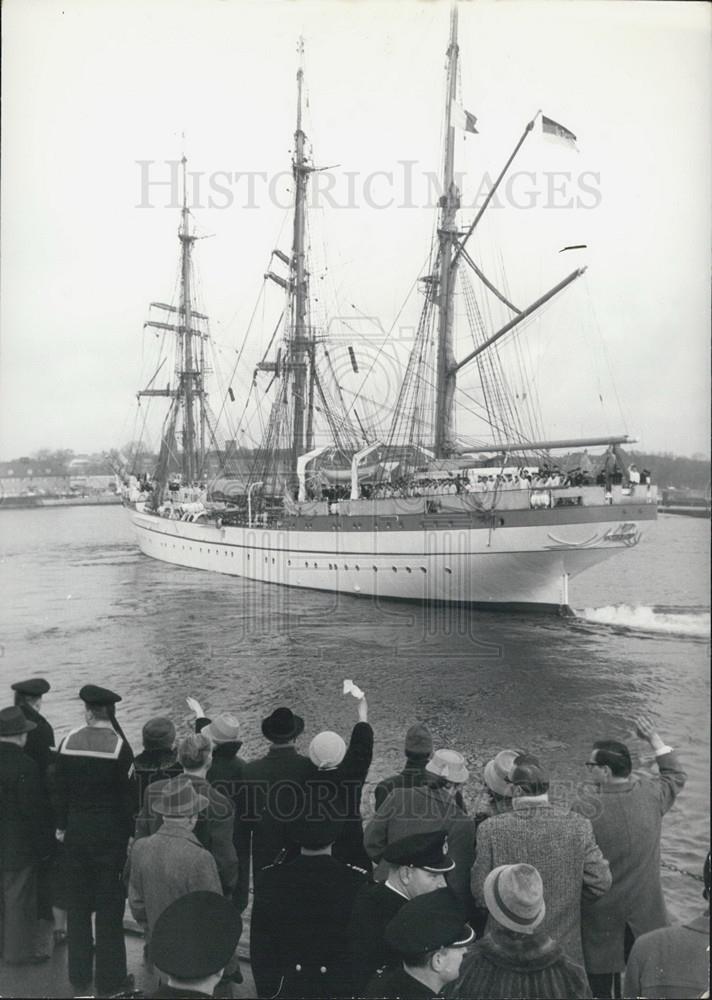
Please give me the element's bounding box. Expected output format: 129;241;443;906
289;37;313;470
433;5;461;459
179;155;199;484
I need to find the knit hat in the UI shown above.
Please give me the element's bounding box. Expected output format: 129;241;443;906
203;713;241;745
405;724;433;756
484;864;546;935
426;748;469;784
309;731;346;769
483;749;520;798
142;717;176;750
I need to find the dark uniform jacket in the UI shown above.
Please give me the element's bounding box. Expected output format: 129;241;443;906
18;703;55;782
0;742;54;870
54;724;137;848
304;721;374;868
364;964;439;999
348;881;408;995
235;745;313;882
251;852;370;999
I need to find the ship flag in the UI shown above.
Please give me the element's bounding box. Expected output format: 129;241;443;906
541;115;578;150
451;102;478;133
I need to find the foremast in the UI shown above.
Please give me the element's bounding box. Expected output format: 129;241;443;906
433;5;461;459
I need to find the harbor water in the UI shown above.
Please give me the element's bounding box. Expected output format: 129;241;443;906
0;506;709;923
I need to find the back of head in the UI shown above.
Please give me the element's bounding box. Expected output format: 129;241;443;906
510;754;549;796
592;740;632;777
142;716;176;752
405;723;433;761
178;733;212;771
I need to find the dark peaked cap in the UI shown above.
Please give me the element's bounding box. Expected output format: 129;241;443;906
385;888;474;955
151;891;242;978
383;830;455;872
79;684;122;706
11;678;50;696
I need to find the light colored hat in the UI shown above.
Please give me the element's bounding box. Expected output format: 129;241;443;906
484;864;546;935
203;713;241;745
483;749;520;798
309;731;347;770
425;748;469;784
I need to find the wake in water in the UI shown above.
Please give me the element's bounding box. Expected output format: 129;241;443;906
574;604;711;639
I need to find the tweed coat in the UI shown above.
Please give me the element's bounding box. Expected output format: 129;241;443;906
623;912;709;999
471;799;611;967
363;784;476;909
571;750;686;972
127;824;221;936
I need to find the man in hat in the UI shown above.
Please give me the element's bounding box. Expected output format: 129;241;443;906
373;724;433;811
127;775;220;943
149;890;243;998
53;684;138;997
136;733;238;895
11;678;54;781
250;815;370;998
365;748;475;911
573;716;686;998
11;678;57;953
364;887;474;999
624;850;710;1000
0;706;54;965
446;863;592;999
349;830;453;994
304;691;373;869
234;706;312;881
471;754;611;969
134;717;182;808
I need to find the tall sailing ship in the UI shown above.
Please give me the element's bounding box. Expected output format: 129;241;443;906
125;12;657;612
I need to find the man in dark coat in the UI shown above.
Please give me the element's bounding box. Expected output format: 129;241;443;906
304;692;373;869
53;684;137;997
0;706;54;964
349;830;453;995
11;677;57;945
234;706;312;881
364;888;474;999
250;816;370;998
374;724;433;811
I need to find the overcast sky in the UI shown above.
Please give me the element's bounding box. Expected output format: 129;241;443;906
1;0;710;460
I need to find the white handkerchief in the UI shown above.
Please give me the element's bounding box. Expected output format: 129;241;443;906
343;679;364;699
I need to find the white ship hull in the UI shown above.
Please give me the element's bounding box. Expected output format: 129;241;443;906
129;498;654;610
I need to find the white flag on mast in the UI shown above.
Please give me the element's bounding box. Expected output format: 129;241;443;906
450;102;478;134
541;115;579;151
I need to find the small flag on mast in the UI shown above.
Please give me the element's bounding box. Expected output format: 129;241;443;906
451;102;478;133
541;115;578;150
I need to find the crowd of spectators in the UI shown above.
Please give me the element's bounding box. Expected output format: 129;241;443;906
1;676;706;1000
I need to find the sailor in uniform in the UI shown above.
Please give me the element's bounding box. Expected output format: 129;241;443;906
11;677;55;781
250;815;371;999
11;677;57;945
364;888;474;999
348;829;454;994
54;684;137;998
